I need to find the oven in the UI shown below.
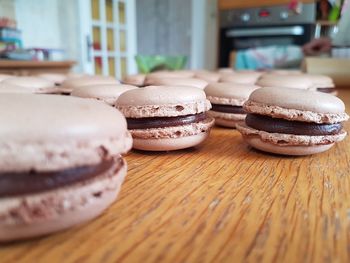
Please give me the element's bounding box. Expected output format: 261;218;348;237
219;3;316;67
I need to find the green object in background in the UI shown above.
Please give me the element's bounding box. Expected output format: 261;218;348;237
135;55;187;73
328;0;342;21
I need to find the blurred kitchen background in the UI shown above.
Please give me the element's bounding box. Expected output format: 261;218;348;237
0;0;347;78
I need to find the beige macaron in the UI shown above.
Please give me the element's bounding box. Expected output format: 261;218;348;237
122;74;146;86
1;76;58;94
60;75;119;94
147;70;195;79
37;73;67;85
256;74;314;90
236;87;349;155
205;83;260;128
145;77;208;89
0;94;132;241
71;84;138;105
116;85;214;151
0;74;14;82
194;71;221;83
220;72;262;85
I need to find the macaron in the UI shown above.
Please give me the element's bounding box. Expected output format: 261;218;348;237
1;76;58;94
220;72;262;85
60;75;119;94
0;83;33;94
116;86;214;151
236;87;349;155
306;74;336;95
147;70;195;79
145;77;208;89
205;83;260;128
37;73;67;85
0;94;132;241
71;84;138;106
217;68;235;74
122;74;146;87
194;71;220;83
256;74;314;90
0;74;14;82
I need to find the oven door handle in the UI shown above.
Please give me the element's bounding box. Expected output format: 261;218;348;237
226;26;304;37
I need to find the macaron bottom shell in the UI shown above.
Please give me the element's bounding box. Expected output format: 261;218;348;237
207;111;246;128
214;118;242;128
243;136;334;156
132;131;211;151
0;158;127;242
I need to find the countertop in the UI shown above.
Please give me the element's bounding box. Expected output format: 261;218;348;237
1;90;350;263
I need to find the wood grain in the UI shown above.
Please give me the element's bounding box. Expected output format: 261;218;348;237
218;0;315;10
1;90;350;263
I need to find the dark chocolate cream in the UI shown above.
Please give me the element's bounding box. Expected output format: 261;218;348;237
245;114;342;136
0;158;123;198
211;104;246;114
127;112;207;129
317;87;336;93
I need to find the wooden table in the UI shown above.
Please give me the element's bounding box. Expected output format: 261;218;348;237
0;60;75;76
1;90;350;263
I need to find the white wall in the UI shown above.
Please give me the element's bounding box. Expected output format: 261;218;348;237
14;0;81;71
0;0;15;19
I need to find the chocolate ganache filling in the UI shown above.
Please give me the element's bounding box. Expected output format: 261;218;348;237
317;87;336;93
245;114;342;136
126;112;207;129
211;104;246;114
0;158;123;198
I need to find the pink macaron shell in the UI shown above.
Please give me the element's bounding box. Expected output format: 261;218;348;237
0;160;127;242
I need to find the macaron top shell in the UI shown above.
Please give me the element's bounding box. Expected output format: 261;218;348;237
147;71;195;79
205;83;260;106
0;94;132;172
194;71;220;83
116;85;211;118
0;74;14;82
256;74;315;90
306;74;334;88
145;77;208;89
2;76;55;93
245;87;349;123
71;84;138;105
122;74;146;86
61;75;119;92
0;83;34;94
220;72;262;85
37;73;66;84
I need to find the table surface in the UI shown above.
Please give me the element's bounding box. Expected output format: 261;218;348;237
1;90;350;263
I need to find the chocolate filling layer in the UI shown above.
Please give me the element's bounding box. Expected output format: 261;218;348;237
0;158;122;198
245;114;342;136
317;87;336;93
211;104;246;114
127;113;207;129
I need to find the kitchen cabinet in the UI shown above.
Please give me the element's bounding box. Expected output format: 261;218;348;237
218;0;315;10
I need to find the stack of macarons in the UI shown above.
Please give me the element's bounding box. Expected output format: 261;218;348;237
116;86;214;151
0;94;132;241
205;83;260;128
236;87;349;155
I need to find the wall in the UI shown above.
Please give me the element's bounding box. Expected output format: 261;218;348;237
14;0;81;69
136;0;192;67
0;0;15;19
